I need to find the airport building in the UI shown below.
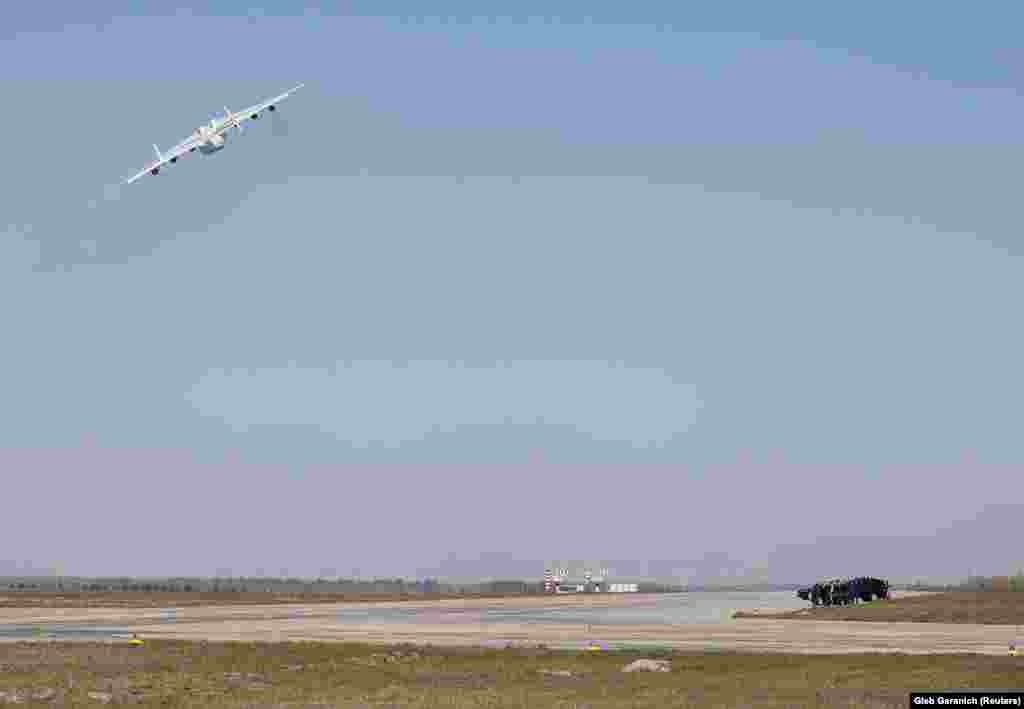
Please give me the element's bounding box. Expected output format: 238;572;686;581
543;564;638;593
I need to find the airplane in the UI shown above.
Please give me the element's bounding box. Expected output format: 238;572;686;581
120;84;305;186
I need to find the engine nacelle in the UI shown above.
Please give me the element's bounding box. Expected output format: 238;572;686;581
251;113;259;120
150;167;160;176
170;157;177;164
268;105;276;112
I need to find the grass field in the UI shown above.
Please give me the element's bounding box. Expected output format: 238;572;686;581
733;592;1024;625
0;639;1019;708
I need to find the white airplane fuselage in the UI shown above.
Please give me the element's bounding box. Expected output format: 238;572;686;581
128;86;295;184
194;128;227;154
152;122;233;173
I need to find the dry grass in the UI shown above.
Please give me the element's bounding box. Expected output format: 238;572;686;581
0;640;1018;708
0;592;543;610
734;592;1024;625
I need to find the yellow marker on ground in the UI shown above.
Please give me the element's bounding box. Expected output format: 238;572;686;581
128;634;144;646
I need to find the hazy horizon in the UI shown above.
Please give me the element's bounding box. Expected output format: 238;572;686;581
3;4;1022;584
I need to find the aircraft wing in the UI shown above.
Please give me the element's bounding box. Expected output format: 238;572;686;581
121;134;202;186
119;84;304;185
216;83;305;135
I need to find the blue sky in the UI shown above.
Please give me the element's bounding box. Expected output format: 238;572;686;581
1;3;1022;581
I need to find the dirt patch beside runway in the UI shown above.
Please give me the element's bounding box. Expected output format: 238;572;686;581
0;594;1017;655
110;617;1019;655
734;592;1024;625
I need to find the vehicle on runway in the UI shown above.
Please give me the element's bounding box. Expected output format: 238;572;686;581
120;84;305;186
796;577;890;606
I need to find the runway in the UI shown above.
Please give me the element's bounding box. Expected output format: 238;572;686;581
0;593;1016;655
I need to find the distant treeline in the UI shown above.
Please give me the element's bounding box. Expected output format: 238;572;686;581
1;577;514;594
5;575;1021;594
896;572;1024;592
0;576;684;595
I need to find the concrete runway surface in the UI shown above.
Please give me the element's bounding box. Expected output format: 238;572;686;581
0;594;1017;655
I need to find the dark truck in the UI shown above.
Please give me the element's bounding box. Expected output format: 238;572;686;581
796;577;889;606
